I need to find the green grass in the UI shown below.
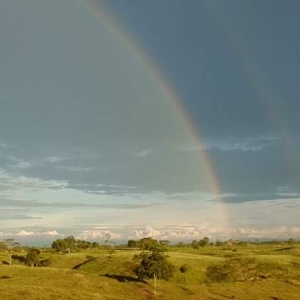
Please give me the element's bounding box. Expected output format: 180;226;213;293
1;245;300;299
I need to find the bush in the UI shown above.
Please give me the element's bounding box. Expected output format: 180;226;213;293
206;257;286;283
38;259;52;267
206;258;257;282
134;249;175;281
25;250;40;267
179;264;191;274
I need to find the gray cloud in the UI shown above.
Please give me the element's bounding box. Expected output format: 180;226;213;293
0;0;299;241
0;208;42;220
217;194;300;204
210;139;300;196
134;149;153;158
0;198;158;210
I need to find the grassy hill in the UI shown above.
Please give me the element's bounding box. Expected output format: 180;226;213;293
0;245;300;299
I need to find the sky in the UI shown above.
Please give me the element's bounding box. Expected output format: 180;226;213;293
0;0;300;245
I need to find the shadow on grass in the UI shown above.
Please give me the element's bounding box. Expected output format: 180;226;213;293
103;274;147;284
1;275;12;279
180;286;195;295
86;255;95;260
72;258;95;270
273;247;293;252
288;261;300;267
12;254;26;263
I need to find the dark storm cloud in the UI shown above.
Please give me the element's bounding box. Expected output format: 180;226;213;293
1;0;300;220
209;139;300;198
101;0;300;140
1;134;299;202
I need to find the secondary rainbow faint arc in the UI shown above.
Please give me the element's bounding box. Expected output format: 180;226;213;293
204;2;297;189
84;0;230;228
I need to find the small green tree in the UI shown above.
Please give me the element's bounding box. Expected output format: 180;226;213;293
127;239;137;249
25;250;40;267
191;240;199;249
51;236;77;253
92;241;99;249
51;239;67;254
134;249;175;281
198;236;210;247
215;239;223;246
139;237;159;251
64;235;76;252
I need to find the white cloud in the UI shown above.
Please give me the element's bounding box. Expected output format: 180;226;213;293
0;229;61;238
6;156;32;169
275;186;300;197
15;161;31;169
0;169;67;191
45;156;67;163
133;226;164;239
180;135;278;152
45;230;60;236
4;155;71;170
134;149;153;157
76;230;121;241
129;225;300;241
1;223;300;242
0;142;14;149
16;230;35;237
96;183;137;190
55;166;92;171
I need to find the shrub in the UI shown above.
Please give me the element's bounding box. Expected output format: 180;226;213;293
25;250;40;267
206;257;287;283
134;249;175;281
179;264;191;274
206;258;257;282
38;259;52;267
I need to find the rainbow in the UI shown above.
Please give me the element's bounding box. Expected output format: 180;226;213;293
83;0;230;228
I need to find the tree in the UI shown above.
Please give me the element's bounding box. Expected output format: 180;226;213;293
64;235;76;252
159;240;170;248
128;239;137;249
51;236;77;253
51;239;68;254
191;240;199;249
198;237;210;247
134;249;175;281
2;239;20;265
104;233;111;248
177;242;184;247
25;249;40;267
139;237;159;251
92;242;99;249
215;239;223;246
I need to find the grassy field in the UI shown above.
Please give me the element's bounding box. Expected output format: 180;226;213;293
1;245;300;299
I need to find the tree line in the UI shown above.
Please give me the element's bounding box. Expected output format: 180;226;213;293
51;235;100;253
